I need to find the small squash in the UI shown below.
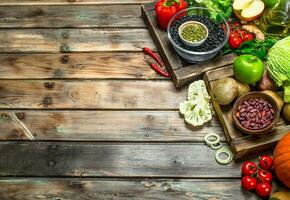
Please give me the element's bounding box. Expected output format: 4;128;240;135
273;132;290;188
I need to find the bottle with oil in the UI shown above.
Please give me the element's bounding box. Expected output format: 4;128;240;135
258;0;289;37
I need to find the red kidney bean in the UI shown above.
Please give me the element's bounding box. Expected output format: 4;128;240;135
236;97;275;130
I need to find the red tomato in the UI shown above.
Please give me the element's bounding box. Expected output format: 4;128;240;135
255;183;272;197
236;30;246;37
259;155;273;170
243;33;254;42
229;35;243;49
257;170;272;183
229;31;239;38
241;176;257;191
242;161;258;176
233;21;240;27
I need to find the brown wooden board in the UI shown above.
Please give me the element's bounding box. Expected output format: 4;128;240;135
204;65;290;159
141;2;236;88
0;142;258;177
0;111;223;142
0;178;279;200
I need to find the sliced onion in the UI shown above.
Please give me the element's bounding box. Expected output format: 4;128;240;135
210;142;222;150
204;133;221;146
215;147;233;165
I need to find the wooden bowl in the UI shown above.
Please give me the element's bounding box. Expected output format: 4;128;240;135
232;92;279;135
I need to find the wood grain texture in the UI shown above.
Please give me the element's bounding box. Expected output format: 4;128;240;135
0;111;223;141
0;5;145;28
0;0;152;5
0;80;185;109
0;142;245;177
0;53;165;79
0;29;155;53
0;179;264;200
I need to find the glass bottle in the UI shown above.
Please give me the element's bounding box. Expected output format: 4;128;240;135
258;0;290;37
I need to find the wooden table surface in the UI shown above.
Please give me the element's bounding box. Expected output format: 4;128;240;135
0;1;283;199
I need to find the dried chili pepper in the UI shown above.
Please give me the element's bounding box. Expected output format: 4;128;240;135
144;57;170;78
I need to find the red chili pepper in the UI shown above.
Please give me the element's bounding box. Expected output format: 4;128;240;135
144;57;170;78
143;47;163;66
134;45;164;67
155;0;187;30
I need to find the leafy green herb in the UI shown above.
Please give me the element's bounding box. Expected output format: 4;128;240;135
186;0;232;21
223;38;278;60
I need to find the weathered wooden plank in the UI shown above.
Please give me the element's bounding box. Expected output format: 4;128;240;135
0;142;249;177
0;29;155;53
0;5;145;28
0;80;185;109
0;111;223;141
0;178;267;200
0;53;166;79
0;0;152;5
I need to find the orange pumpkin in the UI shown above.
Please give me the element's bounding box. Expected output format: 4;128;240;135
273;132;290;188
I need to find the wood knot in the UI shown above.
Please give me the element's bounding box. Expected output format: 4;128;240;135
70;91;80;102
44;82;55;89
49;144;57;150
147;115;154;121
61;32;69;39
1;113;10;120
68;0;76;2
54;69;64;78
16;112;25;120
48;161;55;167
43;97;53;106
60;45;69;52
60;55;69;64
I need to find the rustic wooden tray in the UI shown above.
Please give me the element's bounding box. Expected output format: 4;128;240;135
204;65;290;159
141;2;236;88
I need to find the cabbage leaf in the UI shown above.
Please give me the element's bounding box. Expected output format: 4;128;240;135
267;36;290;103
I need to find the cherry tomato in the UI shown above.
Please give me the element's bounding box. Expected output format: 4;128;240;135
259;155;273;170
257;170;272;183
236;30;246;37
255;183;272;197
241;176;257;191
242;161;258;176
229;30;239;38
243;33;254;42
229;36;243;49
233;21;240;27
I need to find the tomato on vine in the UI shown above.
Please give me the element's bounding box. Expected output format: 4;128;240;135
259;155;273;170
241;176;257;191
243;33;254;42
257;169;272;183
255;183;272;197
229;35;243;49
242;161;258;176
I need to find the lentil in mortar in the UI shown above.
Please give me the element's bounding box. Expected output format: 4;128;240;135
170;15;225;52
181;23;207;42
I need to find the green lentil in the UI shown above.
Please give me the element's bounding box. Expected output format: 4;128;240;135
181;23;207;42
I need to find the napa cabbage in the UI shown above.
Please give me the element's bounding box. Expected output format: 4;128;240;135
267;36;290;103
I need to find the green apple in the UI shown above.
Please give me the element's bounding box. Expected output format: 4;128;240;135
233;54;264;84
